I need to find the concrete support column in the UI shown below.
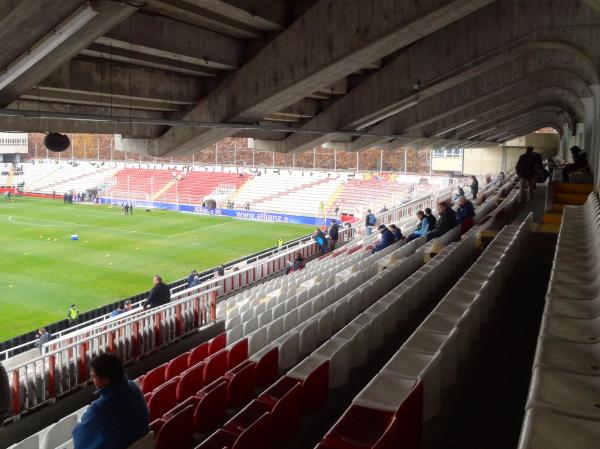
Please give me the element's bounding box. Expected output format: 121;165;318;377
591;85;600;188
582;97;595;164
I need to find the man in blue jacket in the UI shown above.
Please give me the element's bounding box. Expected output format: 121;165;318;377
373;225;395;253
406;211;430;242
72;353;149;449
456;196;475;223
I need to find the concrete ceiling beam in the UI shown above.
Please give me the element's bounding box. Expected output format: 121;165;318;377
144;0;287;39
278;0;600;153
98;12;243;70
0;0;138;106
122;0;496;156
34;57;203;107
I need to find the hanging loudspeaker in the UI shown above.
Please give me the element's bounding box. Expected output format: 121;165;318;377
44;133;71;152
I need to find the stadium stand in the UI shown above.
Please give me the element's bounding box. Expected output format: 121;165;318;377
3;161;468;219
3;173;517;449
517;192;600;449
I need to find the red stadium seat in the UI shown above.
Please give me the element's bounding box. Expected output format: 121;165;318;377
256;382;302;443
323;406;396;449
460;216;474;234
163;396;200;423
148;377;179;421
141;363;167;394
394;380;423;449
196;411;271;449
225;360;256;409
165;352;190;380
208;332;227;355
203;349;228;385
152;404;195;449
188;342;209;366
176;362;206;402
227;338;249;369
286;359;330;415
195;377;228;433
254;347;279;388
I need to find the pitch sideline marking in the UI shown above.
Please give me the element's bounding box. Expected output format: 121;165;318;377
4;214;239;239
2;214;165;237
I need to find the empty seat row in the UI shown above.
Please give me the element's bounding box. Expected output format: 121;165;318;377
518;192;600;449
319;216;531;449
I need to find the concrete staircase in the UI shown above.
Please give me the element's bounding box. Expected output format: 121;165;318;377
542;181;594;230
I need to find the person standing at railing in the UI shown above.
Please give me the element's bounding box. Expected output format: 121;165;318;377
144;275;171;309
72;353;149;449
314;228;328;255
365;209;376;235
187;270;197;288
36;328;52;353
0;361;11;420
470;176;479;200
328;220;339;251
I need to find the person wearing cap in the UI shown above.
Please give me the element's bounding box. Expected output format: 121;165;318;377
372;224;395;253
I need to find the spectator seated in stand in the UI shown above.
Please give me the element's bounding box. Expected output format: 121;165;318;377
406;210;430;242
452;186;465;201
371;224;395;253
388;224;403;242
456;196;476;233
456;196;475;223
426;201;458;242
425;207;436;230
72;353;149;449
562;145;590;181
286;253;305;274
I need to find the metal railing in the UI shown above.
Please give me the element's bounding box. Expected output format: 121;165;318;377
3;177;482;418
8;286;220;416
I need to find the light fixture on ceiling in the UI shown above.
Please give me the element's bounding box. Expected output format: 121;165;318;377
434;119;478;137
355;100;419;130
0;3;98;90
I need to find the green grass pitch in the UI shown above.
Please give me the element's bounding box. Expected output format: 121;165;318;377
0;197;312;341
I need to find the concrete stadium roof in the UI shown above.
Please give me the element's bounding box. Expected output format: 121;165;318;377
0;0;599;159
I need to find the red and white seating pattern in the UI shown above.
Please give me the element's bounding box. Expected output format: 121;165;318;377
318;216;530;449
518;192;600;449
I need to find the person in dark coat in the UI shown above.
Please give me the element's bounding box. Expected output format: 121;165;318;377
516;146;537;203
328;220;339;251
373;225;395;253
426;202;458;241
187;270;197;288
456;196;475;223
388;224;403;242
562;146;590;181
470;176;479;199
0;362;10;420
72;353;149;449
145;275;170;309
425;207;436;230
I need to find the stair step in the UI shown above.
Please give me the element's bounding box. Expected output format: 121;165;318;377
542;213;562;225
553;182;593;194
554;193;588;206
550;204;565;213
533;223;561;234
